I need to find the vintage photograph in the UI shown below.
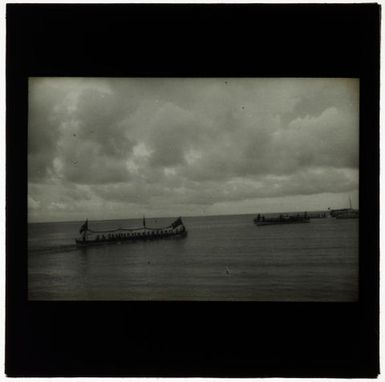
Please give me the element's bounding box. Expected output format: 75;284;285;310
28;77;359;301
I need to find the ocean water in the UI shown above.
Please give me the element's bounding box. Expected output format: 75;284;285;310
28;214;358;301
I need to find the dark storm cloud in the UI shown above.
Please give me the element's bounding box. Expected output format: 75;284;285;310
28;78;136;185
28;80;70;182
28;78;359;222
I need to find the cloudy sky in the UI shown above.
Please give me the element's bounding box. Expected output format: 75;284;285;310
28;78;359;223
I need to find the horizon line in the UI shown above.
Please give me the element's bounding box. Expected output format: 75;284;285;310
27;208;334;225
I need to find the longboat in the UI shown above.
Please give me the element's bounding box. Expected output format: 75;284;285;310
254;213;310;226
75;217;187;247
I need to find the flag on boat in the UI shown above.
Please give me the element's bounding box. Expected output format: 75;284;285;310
171;217;183;229
79;219;88;234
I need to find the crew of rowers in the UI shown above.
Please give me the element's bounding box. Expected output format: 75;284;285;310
93;225;186;242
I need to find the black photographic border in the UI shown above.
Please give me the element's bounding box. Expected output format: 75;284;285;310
6;3;380;377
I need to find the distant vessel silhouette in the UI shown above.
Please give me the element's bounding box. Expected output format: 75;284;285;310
254;213;310;226
329;198;359;219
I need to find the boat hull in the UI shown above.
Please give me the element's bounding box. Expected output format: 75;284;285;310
75;230;187;247
335;214;359;219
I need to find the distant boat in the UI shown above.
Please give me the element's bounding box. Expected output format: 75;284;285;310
75;217;187;247
335;211;359;219
254;213;310;226
307;212;327;219
330;198;359;219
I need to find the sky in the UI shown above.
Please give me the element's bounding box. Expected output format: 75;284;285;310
28;77;359;223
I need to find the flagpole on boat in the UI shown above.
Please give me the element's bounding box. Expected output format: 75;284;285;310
79;218;88;242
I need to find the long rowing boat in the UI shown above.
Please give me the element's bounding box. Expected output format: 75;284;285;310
75;217;187;247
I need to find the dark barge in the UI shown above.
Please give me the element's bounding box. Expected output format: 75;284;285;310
254;213;310;226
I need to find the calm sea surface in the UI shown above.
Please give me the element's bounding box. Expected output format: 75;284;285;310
28;214;358;301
